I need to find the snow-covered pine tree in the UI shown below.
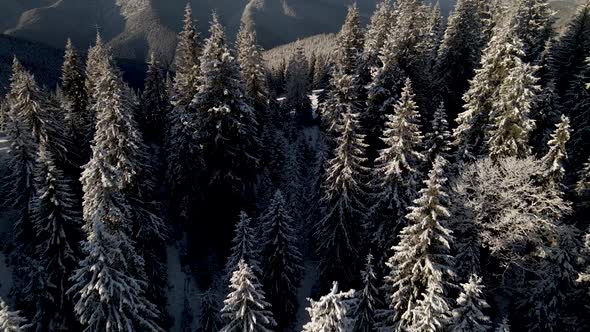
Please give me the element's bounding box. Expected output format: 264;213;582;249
197;289;222;332
192;13;260;202
435;0;485;122
577;157;590;206
140;53;169;142
371;78;424;259
360;0;392;87
450;274;491;332
60;38;90;162
321;4;364;140
316;99;368;291
284;47;312;125
68;54;161;332
424;1;445;67
353;254;380;332
530;81;561;155
424;101;451;166
453;29;526;160
260;190;303;328
235;23;269;114
29;139;82;329
487;59;538;160
381;156;454;331
539;115;570;187
0;298;27;332
548;1;590;97
512;0;555;64
496;318;511;332
226;211;261;278
302;282;356;332
221;260;276;332
565;51;590;172
84;32;107;139
173;3;201;106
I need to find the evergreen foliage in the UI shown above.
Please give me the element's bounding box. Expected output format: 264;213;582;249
302;282;356;332
450;274;491;332
173;3;201;106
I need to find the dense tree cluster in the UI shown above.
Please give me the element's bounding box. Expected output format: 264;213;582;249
1;0;590;331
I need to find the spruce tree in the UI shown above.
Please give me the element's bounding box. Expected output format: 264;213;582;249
487;60;538;160
435;0;486;120
140;53;169;142
565;51;590;171
360;0;392;87
226;211;261;278
235;23;269;114
454;29;526;160
322;4;364;140
60;38;89;161
353;254;380;332
371;79;423;258
84;33;107;139
29;139;82;329
260;190;303;328
512;0;555;63
68;55;161;332
530;81;560;154
0;298;27;332
539;115;570;187
450;274;491;332
174;3;201;106
193;14;260;202
316;103;368;291
382;156;454;331
284;47;312;125
197;289;222;332
302;282;356;332
424;101;451;165
221;260;276;332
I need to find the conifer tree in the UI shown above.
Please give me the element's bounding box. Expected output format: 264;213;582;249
371;79;423;258
29;139;82;329
450;274;491;332
513;0;555;63
84;33;107;138
382;156;454;331
530;81;560;154
302;282;356;332
260;190;303;328
68;55;161;332
353;254;380;332
496;318;511;332
140;53;169;141
316;103;368;291
435;0;486;120
576;157;590;203
424;101;451;164
540;115;570;187
193;14;260;200
360;0;392;86
0;298;27;332
549;1;590;97
284;47;312;125
235;23;269;113
454;30;526;160
565;52;590;171
322;4;364;139
197;289;222;332
174;3;201;106
60;38;89;160
226;211;261;277
487;60;538;160
221;260;276;332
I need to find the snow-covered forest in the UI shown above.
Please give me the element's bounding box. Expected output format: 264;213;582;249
0;0;590;331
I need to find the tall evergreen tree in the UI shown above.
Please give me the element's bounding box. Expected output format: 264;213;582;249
353;254;380;332
316;102;368;291
539;115;570;187
0;298;27;332
450;274;491;332
487;60;538;160
29;139;82;330
68;55;161;332
235;23;269;114
512;0;555;63
371;79;424;259
221;260;276;332
173;3;201;106
454;29;526;160
60;38;90;161
565;51;590;171
360;0;392;87
226;211;261;277
302;282;356;332
530;81;561;154
381;157;454;331
84;33;107;138
140;53;169;142
284;47;312;125
260;190;303;328
435;0;486;122
197;289;222;332
424;101;451;164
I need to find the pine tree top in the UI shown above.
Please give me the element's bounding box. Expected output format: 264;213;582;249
303;282;356;332
335;4;364;75
451;274;491;332
540;115;570;186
